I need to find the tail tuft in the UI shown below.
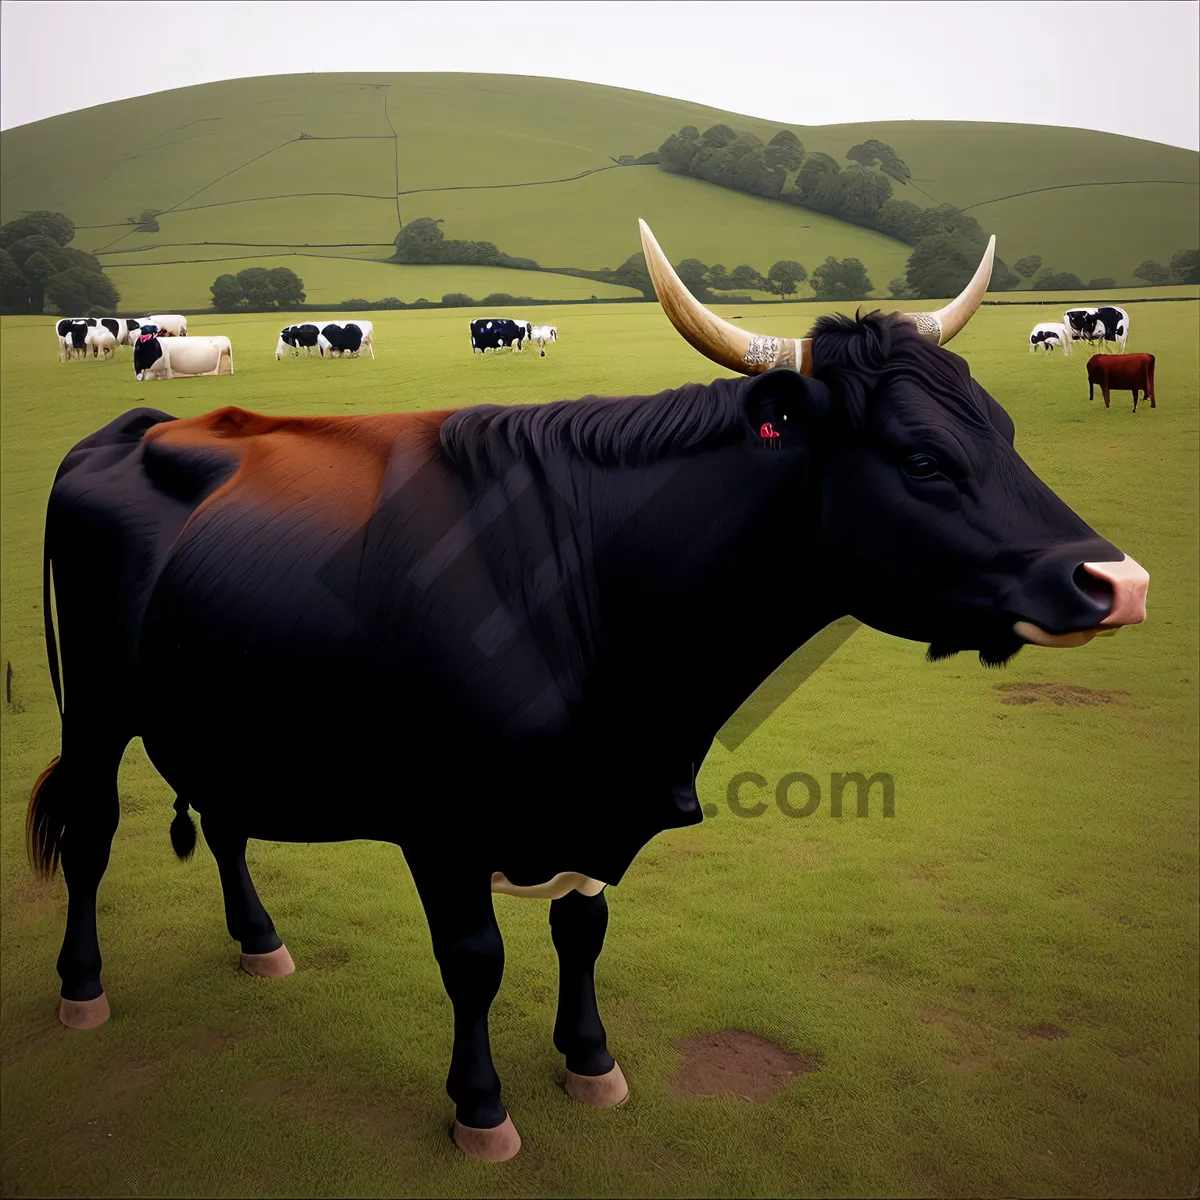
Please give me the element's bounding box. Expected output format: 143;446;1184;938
170;796;197;861
27;756;66;878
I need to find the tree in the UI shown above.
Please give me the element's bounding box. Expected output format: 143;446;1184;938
888;277;918;300
904;233;989;299
789;152;841;210
811;256;873;301
675;258;711;296
835;164;893;223
1032;272;1084;290
1088;277;1117;290
1133;259;1172;286
45;267;119;316
1169;248;1200;284
0;210;74;251
237;267;277;307
211;273;242;310
764;130;804;174
658;125;700;174
875;199;931;244
393;217;446;262
268;267;305;306
441;292;475;307
707;263;731;290
846;139;911;185
1013;254;1043;279
610;251;654;298
0;248;30;314
767;260;807;296
730;264;767;292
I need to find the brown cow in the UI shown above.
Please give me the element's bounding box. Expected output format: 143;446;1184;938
1087;353;1156;412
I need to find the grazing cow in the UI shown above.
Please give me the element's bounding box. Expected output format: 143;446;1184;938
1087;352;1155;411
1029;322;1070;355
470;317;528;353
1093;306;1130;352
1064;307;1102;345
317;321;366;358
133;333;233;380
85;326;118;360
55;319;91;362
119;319;143;346
276;324;321;359
28;227;1150;1164
530;324;558;357
147;314;188;337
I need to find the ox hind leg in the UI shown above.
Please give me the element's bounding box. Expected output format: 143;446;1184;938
551;889;628;1107
28;721;129;1028
408;862;519;1161
197;810;294;977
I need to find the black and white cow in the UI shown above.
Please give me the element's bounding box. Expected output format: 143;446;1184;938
530;324;558;357
55;319;93;362
1029;322;1070;355
470;318;529;353
276;324;321;359
1093;306;1130;352
317;322;366;358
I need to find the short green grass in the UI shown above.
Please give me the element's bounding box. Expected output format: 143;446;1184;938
3;74;1196;304
1;297;1197;1198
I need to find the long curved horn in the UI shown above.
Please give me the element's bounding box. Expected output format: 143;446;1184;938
639;219;994;372
638;219;812;376
904;234;995;345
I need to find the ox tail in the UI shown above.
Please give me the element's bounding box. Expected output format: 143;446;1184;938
170;797;197;861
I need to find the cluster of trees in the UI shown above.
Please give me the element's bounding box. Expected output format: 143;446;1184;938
1133;249;1200;286
210;267;306;310
392;218;539;271
654;124;1021;300
657;124;916;237
0;210;120;315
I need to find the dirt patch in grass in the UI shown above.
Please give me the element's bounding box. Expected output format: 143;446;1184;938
310;947;351;971
184;1027;248;1054
1;1010;66;1067
242;1074;425;1145
1019;1022;1068;1041
995;682;1130;707
672;1029;822;1101
919;1006;997;1073
59;1050;163;1152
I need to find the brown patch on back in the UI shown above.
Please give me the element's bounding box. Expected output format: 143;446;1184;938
672;1029;822;1101
995;682;1130;707
143;405;454;527
1019;1022;1068;1041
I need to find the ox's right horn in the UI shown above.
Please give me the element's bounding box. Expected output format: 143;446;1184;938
900;235;995;345
638;219;812;377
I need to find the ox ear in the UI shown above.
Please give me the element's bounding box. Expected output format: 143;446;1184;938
744;368;832;443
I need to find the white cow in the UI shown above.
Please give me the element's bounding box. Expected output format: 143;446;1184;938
146;313;188;337
315;319;375;359
134;334;233;380
85;326;118;360
530;324;558;356
1029;322;1070;355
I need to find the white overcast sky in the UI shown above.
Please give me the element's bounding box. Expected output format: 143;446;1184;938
2;0;1198;149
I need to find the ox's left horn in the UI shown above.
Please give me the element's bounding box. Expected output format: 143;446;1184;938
903;235;996;345
638;219;812;376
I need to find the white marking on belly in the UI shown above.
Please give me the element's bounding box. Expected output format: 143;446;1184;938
490;871;607;900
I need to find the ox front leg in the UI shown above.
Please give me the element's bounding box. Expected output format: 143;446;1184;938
200;811;294;977
413;870;519;1161
550;889;628;1107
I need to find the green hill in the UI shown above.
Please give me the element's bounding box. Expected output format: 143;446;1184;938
2;73;1196;308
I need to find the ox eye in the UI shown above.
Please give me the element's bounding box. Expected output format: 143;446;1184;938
903;453;942;479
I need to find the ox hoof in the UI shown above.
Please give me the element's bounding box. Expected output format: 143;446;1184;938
239;944;295;978
565;1061;629;1107
59;991;111;1030
452;1114;521;1162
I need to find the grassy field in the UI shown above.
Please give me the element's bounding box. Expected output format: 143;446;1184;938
1;297;1197;1198
2;74;1196;305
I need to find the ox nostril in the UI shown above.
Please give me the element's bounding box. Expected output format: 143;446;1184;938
1073;563;1113;611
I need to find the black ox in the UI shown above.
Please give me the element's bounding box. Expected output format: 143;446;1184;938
28;227;1149;1163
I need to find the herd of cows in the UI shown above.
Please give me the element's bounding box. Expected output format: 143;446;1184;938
53;313;563;380
1028;304;1156;412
